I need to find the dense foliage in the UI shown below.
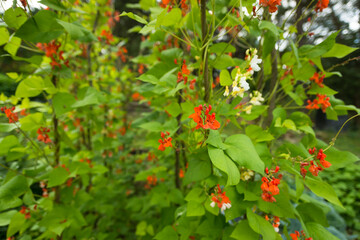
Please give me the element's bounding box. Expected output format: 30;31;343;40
0;0;359;239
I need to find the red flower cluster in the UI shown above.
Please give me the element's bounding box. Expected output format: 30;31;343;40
260;0;282;13
99;30;114;44
105;10;120;28
265;215;280;232
210;184;231;211
117;46;128;63
261;167;282;202
306;94;331;112
290;230;312;240
1;106;18;123
158;131;173;151
19;206;31;219
176;60;196;90
80;158;94;168
300;148;331;178
310;72;325;88
189;104;220;130
37;41;69;69
145;175;157;189
37;127;52;144
315;0;329;12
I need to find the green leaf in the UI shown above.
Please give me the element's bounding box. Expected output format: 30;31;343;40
209;42;236;55
185;187;206;203
40;0;67;11
52;92;76;115
154;226;178;240
307;84;338;96
19;113;44;131
259;20;279;37
158;8;182;27
16;76;56;98
220;69;232;86
7;212;26;238
4;8;27;29
0;210;17;226
165;102;182;117
120;11;148;24
15;10;64;43
183;154;211;184
72;87;101;108
212;55;236;70
0;28;10;46
247;208;276;240
0;123;17;133
47;167;70;188
231;220;260;240
56;20;97;42
186;201;205;217
245;125;274;143
322;43;358;59
299;31;339;58
208;146;240;186
0;175;29;212
136;221;147;236
4;36;21;56
224;134;265;174
205;130;227;149
297;203;329;227
306;222;340;240
305;177;343;208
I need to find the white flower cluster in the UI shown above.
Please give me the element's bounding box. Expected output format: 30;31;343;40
220;202;232;211
224;48;262;98
240;167;255;181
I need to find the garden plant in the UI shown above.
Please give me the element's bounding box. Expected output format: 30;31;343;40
0;0;359;239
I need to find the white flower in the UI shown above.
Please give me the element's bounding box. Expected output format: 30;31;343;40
250;54;262;72
274;227;279;233
223;86;229;97
239;77;250;91
231;86;245;98
244;105;253;114
221;203;232;211
210;201;216;208
250;91;265;105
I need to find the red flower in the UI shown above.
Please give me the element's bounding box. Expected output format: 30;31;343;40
210;184;231;211
189;104;220;130
158;131;173;151
308;147;316;154
179;169;185;178
261;167;281;202
305;99;320;110
260;0;282;13
37;127;52;144
317;94;331;113
100;30;114;44
1;106;18;123
310;72;325;88
145;175;157;189
290;231;300;240
315;0;329;12
306;94;330;113
19;206;31;219
317;149;331;168
309;161;322;176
